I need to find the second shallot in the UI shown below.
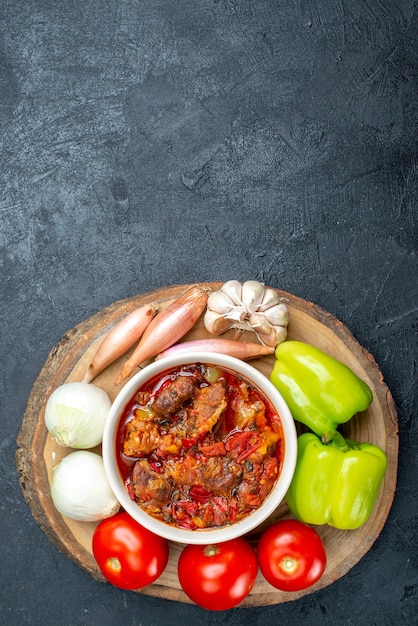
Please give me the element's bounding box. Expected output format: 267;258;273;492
114;285;211;385
156;338;275;361
83;302;159;383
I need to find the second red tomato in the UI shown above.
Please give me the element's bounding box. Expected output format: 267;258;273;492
178;538;258;610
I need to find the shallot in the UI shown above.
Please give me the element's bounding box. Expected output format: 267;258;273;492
156;338;275;361
114;285;211;385
83;302;159;383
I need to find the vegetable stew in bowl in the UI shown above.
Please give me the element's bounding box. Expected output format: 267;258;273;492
103;352;297;545
117;362;285;531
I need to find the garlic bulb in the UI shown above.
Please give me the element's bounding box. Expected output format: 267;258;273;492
204;280;289;347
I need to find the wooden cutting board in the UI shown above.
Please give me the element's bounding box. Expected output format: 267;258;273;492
16;283;399;606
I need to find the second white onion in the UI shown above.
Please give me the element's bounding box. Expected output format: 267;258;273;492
50;450;120;522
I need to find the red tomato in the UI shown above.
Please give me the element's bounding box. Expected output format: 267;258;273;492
177;538;258;610
92;512;169;590
257;520;326;592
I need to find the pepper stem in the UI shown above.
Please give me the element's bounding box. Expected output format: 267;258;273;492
321;429;351;452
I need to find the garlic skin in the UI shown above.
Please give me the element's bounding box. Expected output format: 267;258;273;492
204;280;289;347
241;280;266;309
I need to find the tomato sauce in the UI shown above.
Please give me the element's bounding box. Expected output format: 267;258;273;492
116;363;284;530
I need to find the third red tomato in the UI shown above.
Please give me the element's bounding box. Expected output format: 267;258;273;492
257;519;326;592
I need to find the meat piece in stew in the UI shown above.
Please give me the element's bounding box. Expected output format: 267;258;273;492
131;459;172;508
123;419;161;457
168;455;242;497
184;379;227;438
152;375;196;414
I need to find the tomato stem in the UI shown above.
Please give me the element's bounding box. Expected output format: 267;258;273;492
106;556;122;573
203;545;220;557
279;556;298;574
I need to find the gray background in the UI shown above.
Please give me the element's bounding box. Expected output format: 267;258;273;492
1;1;417;624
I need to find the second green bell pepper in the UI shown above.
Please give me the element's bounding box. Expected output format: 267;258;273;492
270;341;373;436
286;431;387;529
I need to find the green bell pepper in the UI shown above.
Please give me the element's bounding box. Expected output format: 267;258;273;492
270;341;373;436
286;431;387;529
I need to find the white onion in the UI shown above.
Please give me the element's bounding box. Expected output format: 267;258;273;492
50;451;120;522
45;382;111;448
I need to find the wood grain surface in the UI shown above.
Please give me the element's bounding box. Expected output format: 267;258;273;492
16;283;399;606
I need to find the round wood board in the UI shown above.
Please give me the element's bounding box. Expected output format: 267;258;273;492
16;283;399;606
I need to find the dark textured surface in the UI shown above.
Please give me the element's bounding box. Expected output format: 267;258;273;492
1;1;417;624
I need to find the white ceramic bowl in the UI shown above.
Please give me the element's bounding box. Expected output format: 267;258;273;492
102;352;297;544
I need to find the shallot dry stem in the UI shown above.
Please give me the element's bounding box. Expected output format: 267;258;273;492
114;285;211;385
83;302;159;383
156;338;275;361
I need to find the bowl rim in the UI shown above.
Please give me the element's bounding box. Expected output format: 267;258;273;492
102;351;297;544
